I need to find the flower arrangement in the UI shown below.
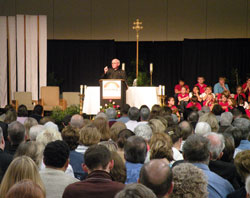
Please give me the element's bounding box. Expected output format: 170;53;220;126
100;100;121;118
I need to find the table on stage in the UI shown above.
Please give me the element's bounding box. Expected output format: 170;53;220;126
83;86;160;115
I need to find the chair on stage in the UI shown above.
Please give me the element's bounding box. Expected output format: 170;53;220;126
62;92;80;108
40;86;66;112
12;92;37;112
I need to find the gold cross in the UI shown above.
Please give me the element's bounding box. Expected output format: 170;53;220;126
132;19;143;32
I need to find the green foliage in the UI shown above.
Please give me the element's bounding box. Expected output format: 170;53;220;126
127;59;150;86
51;105;80;123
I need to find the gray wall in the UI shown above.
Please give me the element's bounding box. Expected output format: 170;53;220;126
1;0;250;41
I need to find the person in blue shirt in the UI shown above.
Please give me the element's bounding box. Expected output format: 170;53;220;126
214;77;230;95
232;118;250;157
183;134;234;198
124;136;147;184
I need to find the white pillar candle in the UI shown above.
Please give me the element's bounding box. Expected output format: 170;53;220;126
84;85;87;94
122;63;125;71
80;85;83;95
162;85;165;95
150;63;153;73
159;85;162;95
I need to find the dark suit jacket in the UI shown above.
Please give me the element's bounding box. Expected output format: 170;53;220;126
209;160;241;189
0;148;13;182
102;68;127;82
63;170;125;198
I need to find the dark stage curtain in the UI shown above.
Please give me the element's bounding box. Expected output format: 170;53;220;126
47;39;250;97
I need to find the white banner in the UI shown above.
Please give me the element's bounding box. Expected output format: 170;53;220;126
102;80;121;99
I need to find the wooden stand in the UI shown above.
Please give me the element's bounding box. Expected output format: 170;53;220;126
79;94;84;114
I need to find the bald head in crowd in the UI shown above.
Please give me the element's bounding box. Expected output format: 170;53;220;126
178;121;193;140
139;159;173;198
70;114;84;129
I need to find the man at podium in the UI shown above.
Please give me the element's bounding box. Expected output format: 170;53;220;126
102;59;127;82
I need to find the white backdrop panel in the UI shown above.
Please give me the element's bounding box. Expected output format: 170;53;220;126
8;16;16;99
16;15;25;92
0;16;7;107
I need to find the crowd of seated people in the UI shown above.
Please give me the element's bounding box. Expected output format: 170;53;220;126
0;76;250;198
172;76;250;119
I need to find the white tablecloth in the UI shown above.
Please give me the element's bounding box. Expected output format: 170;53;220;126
83;86;160;115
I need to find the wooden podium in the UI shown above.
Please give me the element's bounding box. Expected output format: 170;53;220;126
99;79;126;109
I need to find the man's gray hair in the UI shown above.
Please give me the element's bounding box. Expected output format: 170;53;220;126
232;118;250;139
183;134;211;164
8;121;25;145
220;112;233;126
106;108;117;120
134;124;152;141
140;107;150;121
29;125;46;141
128;107;140;121
195;122;211;136
70;114;84;129
95;112;108;120
246;175;250;194
204;132;225;160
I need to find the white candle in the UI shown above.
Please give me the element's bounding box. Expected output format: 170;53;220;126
150;63;153;73
84;85;87;94
122;63;125;71
159;85;162;95
80;85;83;95
162;86;165;95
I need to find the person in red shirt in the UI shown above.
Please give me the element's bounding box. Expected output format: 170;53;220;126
167;97;180;118
203;93;215;111
217;90;230;103
246;108;250;119
201;86;215;101
226;98;237;112
219;93;229;111
189;86;202;102
242;77;250;102
174;79;190;94
186;96;202;111
234;86;246;102
195;76;207;94
178;87;189;113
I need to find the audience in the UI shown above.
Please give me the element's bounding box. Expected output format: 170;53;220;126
232;118;250;157
227;150;250;198
115;183;157;198
139;159;173;198
0;76;249;198
110;121;127;142
195;121;211;136
124;136;147;184
0;127;13;182
116;104;130;123
170;163;208;198
70;114;84;129
183;134;234;198
14;141;44;167
5;179;45;198
126;107;140;131
62;125;86;180
75;124;101;155
6;121;25;155
93;117;110;141
0;156;45;198
40;140;78;198
63;145;125;198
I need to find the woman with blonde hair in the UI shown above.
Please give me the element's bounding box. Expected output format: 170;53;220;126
149;132;173;163
0;156;45;198
93;117;110;141
110;121;127;142
148;119;166;133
